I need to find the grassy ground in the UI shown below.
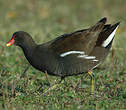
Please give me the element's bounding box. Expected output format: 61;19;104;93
0;0;126;109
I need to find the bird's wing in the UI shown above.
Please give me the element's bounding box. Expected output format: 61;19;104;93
48;17;107;55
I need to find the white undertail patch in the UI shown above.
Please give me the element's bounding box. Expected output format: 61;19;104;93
102;26;119;47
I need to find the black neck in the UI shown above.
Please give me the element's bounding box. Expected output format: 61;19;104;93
20;40;37;60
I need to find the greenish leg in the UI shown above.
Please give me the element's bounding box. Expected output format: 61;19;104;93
88;71;95;95
43;77;65;95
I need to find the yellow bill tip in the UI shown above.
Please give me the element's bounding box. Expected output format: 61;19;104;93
6;43;11;47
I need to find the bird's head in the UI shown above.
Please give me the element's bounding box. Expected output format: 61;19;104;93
6;31;33;47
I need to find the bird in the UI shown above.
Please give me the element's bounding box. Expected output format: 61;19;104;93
6;17;120;95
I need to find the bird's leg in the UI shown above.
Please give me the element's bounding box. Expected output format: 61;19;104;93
20;64;29;79
45;71;50;85
88;70;95;95
43;76;65;95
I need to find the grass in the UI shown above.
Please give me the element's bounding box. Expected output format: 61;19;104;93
0;0;126;109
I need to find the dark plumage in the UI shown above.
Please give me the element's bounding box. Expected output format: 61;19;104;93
7;17;120;78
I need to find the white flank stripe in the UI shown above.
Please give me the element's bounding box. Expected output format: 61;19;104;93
92;59;99;62
102;26;119;47
85;56;96;59
60;51;84;57
78;55;96;59
60;50;96;60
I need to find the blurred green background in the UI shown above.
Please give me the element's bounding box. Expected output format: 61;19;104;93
0;0;126;110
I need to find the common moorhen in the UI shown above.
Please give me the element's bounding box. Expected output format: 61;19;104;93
6;17;120;94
